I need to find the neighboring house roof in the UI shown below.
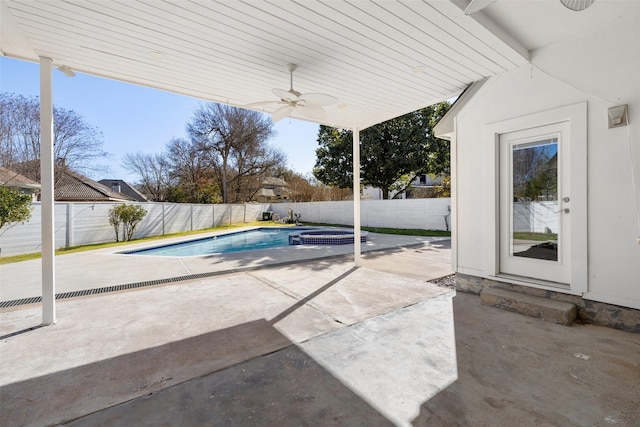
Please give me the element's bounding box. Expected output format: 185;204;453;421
255;188;277;198
262;177;288;188
55;169;135;202
99;179;148;202
250;177;290;201
0;166;41;190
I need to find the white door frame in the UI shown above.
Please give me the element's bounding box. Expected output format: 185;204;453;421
499;122;570;284
483;102;588;293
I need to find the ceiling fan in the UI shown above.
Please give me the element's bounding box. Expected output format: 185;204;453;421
464;0;594;14
248;63;338;122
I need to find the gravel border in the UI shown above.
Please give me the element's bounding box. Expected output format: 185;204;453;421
428;273;456;289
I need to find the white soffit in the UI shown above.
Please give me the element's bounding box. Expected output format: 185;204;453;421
481;0;640;52
1;0;530;130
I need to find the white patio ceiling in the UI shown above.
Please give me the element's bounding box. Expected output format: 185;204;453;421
3;0;638;129
1;0;531;130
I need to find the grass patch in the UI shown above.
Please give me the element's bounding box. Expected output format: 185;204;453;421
0;252;41;264
304;222;451;237
512;232;557;241
0;222;266;265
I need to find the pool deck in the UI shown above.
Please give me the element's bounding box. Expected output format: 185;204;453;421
0;227;452;302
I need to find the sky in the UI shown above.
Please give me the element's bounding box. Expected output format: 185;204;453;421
0;56;321;182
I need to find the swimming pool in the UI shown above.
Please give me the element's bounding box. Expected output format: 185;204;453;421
123;227;312;257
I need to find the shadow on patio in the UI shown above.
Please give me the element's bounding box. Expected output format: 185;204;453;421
2;320;396;426
413;292;640;427
1;260;456;426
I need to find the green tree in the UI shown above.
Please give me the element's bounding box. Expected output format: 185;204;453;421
0;186;32;238
107;206;123;242
313;127;354;189
108;204;147;242
313;102;450;199
434;175;451;198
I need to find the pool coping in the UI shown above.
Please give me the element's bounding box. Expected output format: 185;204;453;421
117;226;354;256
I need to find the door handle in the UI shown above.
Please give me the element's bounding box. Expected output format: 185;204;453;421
555;208;570;214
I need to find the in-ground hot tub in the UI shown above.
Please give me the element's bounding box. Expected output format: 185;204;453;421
289;229;368;246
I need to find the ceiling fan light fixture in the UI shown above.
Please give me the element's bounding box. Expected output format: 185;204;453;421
57;65;75;77
560;0;595;12
248;63;338;122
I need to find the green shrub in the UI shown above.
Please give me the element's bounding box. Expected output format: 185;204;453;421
108;204;147;242
0;186;33;234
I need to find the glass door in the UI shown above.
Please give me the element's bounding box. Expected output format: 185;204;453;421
499;122;571;284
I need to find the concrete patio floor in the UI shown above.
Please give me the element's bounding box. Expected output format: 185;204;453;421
1;235;639;426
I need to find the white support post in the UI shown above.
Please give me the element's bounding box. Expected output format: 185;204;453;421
451;117;458;272
40;57;56;325
353;127;361;267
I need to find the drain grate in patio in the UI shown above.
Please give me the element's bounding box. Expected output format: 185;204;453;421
0;242;436;309
0;249;376;308
0;272;229;309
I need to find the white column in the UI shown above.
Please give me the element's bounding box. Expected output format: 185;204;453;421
353;127;361;267
40;57;56;325
451;117;458;272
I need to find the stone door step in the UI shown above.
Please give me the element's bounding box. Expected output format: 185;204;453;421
480;287;577;326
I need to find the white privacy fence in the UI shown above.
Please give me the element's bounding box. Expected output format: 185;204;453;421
1;199;451;256
513;201;558;234
0;202;269;256
271;198;452;230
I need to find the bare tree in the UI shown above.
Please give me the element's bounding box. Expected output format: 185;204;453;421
166;137;219;203
122;152;172;201
0;92;108;181
187;103;284;203
228;141;286;202
268;168;353;202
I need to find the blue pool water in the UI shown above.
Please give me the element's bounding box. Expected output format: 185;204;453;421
124;227;312;257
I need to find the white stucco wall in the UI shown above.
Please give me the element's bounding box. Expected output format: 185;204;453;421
454;13;640;309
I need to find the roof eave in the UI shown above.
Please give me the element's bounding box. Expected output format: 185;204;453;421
434;78;489;140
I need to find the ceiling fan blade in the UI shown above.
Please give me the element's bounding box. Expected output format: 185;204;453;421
272;88;299;101
272;105;292;122
297;105;327;120
299;93;338;107
464;0;496;15
244;100;282;107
